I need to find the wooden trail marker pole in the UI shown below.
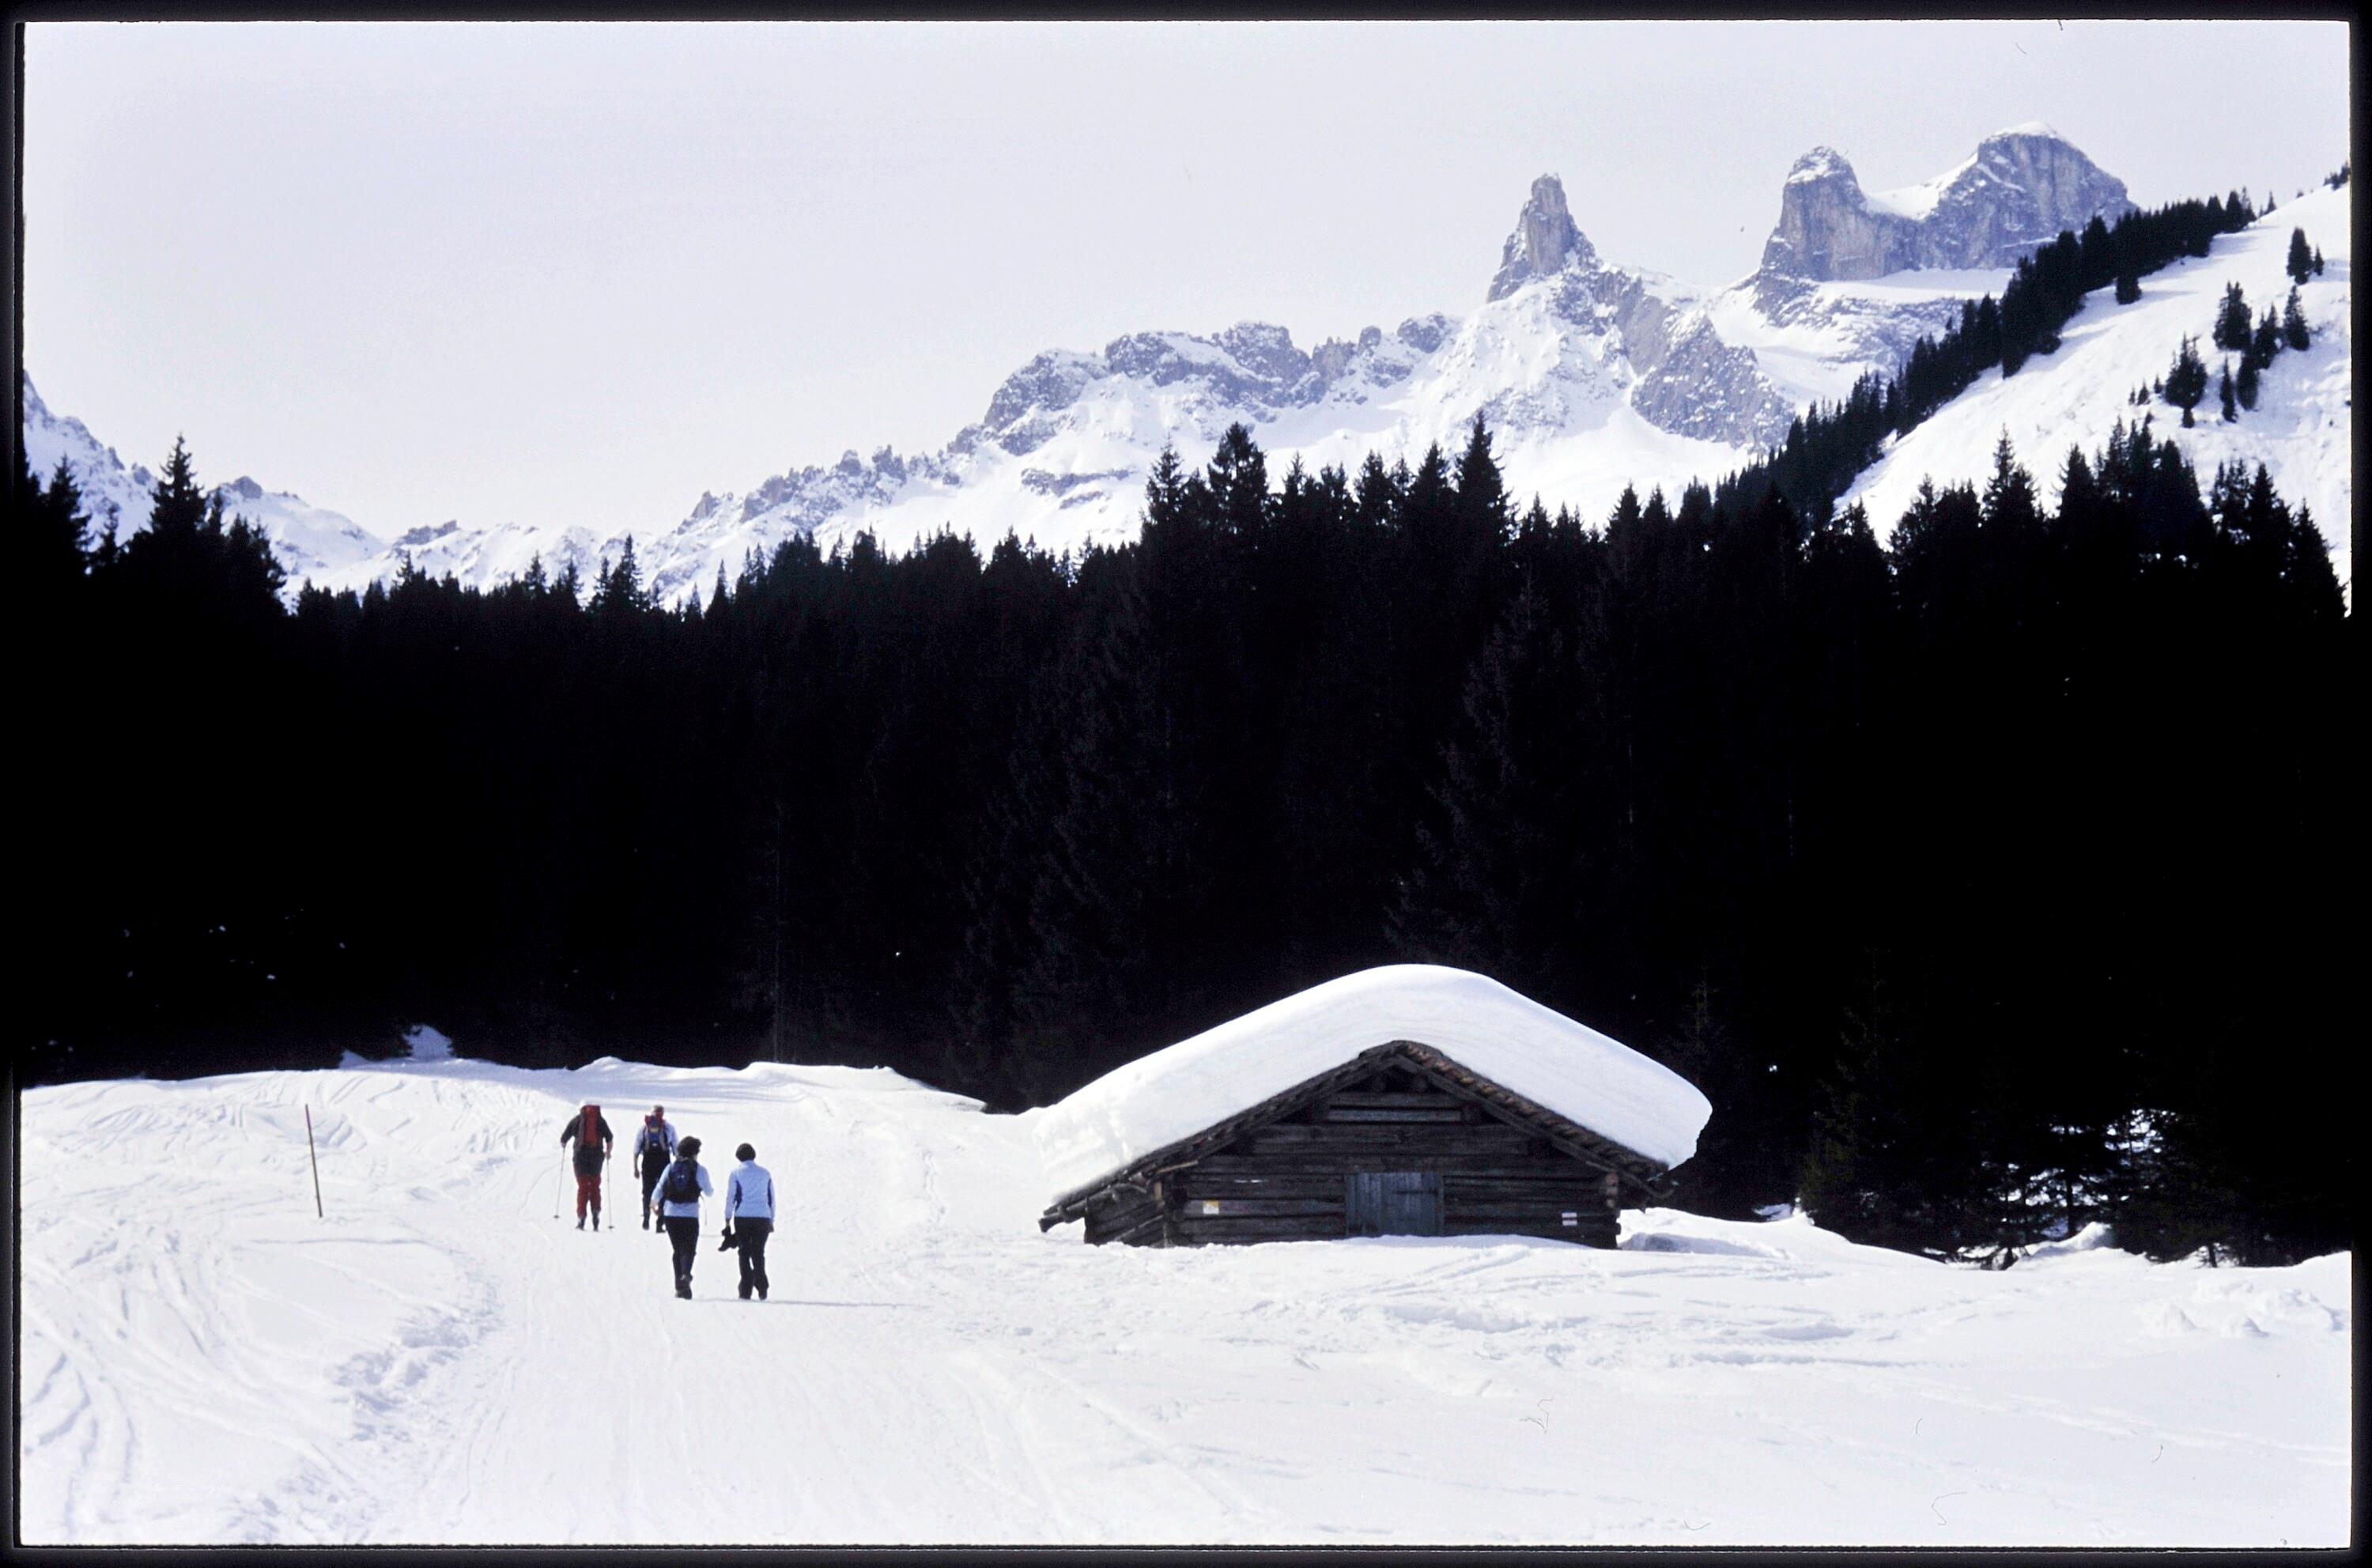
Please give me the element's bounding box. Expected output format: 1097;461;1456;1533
304;1105;324;1219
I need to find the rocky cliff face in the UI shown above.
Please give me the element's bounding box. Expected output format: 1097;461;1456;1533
1487;174;1599;302
1761;127;2133;282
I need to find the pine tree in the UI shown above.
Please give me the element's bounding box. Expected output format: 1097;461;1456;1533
2283;507;2342;621
32;456;89;590
2218;360;2237;422
2236;353;2260;411
147;436;207;539
1799;958;1985;1259
2211;281;2252;350
2311;244;2324;275
2281;287;2310;351
2163;335;2208;426
2112;1107;2249;1264
2113;270;2140;305
594;535;646;614
1391;577;1607;1002
2285;227;2313;284
1452;414;1513;547
2055;446;2098;517
2251;306;2282;368
1980;430;2042;537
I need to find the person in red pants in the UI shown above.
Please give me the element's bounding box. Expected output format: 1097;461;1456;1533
560;1104;614;1230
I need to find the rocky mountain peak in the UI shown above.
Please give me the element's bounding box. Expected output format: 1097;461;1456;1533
1786;146;1861;187
1981;120;2065;145
1762;129;2132;283
1487;174;1597;302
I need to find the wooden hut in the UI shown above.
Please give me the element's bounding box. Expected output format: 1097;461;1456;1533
1034;966;1709;1248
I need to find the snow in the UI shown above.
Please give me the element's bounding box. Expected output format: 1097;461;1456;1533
1846;184;2354;595
1034;965;1713;1202
15;1052;2346;1546
1867;155;1976;221
1708;267;2005;407
402;1025;455;1062
1787;146;1856;183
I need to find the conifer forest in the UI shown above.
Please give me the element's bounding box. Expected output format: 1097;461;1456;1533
21;366;2351;1268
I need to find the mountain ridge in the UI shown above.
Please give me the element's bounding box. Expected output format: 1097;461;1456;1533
28;127;2239;603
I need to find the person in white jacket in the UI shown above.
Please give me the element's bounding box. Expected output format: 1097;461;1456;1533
652;1135;713;1299
724;1143;776;1302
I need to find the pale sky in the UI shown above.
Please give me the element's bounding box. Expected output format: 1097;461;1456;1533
21;20;2351;538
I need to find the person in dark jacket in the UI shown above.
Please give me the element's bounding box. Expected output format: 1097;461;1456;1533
724;1143;776;1302
559;1104;614;1230
632;1105;678;1231
652;1134;712;1298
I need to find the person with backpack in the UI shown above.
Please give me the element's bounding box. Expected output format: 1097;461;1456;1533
653;1134;712;1298
723;1143;776;1302
632;1105;678;1231
559;1104;614;1230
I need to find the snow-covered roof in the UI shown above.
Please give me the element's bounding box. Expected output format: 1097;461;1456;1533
1033;965;1713;1203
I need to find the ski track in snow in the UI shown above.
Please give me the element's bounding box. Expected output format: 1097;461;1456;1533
17;1056;2349;1546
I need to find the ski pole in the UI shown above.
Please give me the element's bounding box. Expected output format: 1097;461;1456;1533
553;1148;564;1220
304;1105;324;1219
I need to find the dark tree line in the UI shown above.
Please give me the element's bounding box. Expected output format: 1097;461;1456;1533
20;398;2348;1266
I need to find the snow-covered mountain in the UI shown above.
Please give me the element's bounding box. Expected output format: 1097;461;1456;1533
1849;181;2352;590
20;374;384;582
1712;126;2133;412
30;125;2323;606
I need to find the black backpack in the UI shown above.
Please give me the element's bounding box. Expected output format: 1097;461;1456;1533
663;1157;700;1206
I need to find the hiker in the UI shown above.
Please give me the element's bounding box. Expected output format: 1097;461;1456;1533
653;1135;712;1298
559;1104;614;1230
633;1105;678;1231
723;1142;776;1302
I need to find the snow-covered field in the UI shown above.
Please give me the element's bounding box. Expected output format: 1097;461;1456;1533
17;1053;2349;1546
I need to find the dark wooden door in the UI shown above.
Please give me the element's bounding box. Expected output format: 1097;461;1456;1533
1347;1171;1442;1236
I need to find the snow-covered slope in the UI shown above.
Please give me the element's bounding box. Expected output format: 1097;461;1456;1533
21;375;385;582
17;1052;2348;1545
1847;183;2352;589
1035;965;1713;1200
1709;266;2010;410
21;127;2184;602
